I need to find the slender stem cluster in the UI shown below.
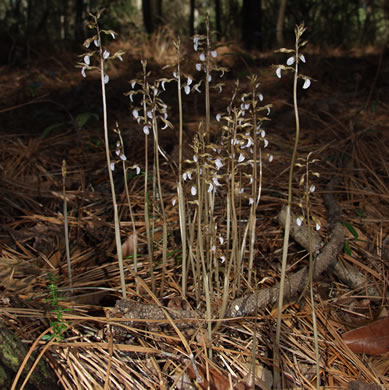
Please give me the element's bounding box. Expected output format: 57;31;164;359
126;61;173;294
273;23;314;388
75;18;320;381
77;10;127;299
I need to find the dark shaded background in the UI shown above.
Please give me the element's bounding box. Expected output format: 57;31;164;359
1;0;389;66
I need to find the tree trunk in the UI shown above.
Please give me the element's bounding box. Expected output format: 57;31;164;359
75;0;85;41
0;320;59;389
242;0;262;50
142;0;163;34
190;0;195;36
225;0;240;39
276;0;287;47
215;0;222;35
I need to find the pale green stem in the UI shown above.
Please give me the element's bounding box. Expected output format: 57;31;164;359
97;22;126;299
248;83;259;287
274;37;301;386
306;164;321;389
62;160;72;292
141;62;155;292
175;40;188;296
120;139;137;275
152;114;168;294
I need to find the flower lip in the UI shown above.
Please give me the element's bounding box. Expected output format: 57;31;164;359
302;78;311;89
286;56;295;66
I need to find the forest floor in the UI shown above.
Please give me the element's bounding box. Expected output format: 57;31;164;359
0;33;388;389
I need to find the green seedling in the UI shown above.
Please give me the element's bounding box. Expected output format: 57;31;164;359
41;111;99;139
42;274;70;341
344;221;367;256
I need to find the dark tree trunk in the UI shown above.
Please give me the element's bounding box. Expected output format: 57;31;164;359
75;0;85;41
0;320;59;389
242;0;262;50
142;0;163;34
215;0;222;35
225;0;240;38
63;0;72;40
190;0;195;36
276;0;287;46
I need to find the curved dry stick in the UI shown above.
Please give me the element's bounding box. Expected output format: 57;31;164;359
226;180;343;317
114;181;344;323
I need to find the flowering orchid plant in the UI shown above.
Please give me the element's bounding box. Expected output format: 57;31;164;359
77;10;125;84
77;10;127;299
274;23;312;91
272;23;321;388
